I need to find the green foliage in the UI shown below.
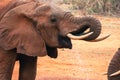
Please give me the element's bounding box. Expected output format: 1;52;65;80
62;0;120;16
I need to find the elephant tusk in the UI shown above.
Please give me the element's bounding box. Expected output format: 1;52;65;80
67;32;93;40
110;70;120;77
88;34;111;42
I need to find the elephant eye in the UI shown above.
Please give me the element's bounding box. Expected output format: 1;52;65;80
50;16;57;23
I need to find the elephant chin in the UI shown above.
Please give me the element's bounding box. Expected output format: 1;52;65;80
46;46;58;58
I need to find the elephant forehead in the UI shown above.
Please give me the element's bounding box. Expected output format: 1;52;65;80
41;2;65;15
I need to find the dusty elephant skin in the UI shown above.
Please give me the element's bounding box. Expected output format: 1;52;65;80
107;48;120;80
0;0;108;80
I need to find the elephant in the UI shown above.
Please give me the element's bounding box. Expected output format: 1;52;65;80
107;48;120;80
0;0;110;80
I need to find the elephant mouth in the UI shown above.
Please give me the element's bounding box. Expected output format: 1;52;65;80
46;36;72;58
58;35;72;49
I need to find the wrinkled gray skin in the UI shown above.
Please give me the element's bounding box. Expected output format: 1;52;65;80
0;0;102;80
108;48;120;80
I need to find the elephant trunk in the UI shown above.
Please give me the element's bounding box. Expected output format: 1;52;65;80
107;48;120;80
64;12;110;41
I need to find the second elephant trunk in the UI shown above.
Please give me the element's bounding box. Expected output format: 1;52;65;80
108;48;120;80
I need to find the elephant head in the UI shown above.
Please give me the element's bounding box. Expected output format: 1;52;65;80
0;1;109;58
107;48;120;80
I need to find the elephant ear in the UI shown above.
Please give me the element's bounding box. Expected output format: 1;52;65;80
0;2;47;56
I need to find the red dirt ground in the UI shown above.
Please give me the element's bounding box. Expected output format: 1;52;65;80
1;0;120;80
12;15;120;80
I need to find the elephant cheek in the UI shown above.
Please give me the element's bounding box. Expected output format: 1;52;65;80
37;25;60;47
46;46;58;58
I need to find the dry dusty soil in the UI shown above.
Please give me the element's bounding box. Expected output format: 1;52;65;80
12;15;120;80
1;0;120;80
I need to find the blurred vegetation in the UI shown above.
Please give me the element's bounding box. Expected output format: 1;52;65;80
61;0;120;16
